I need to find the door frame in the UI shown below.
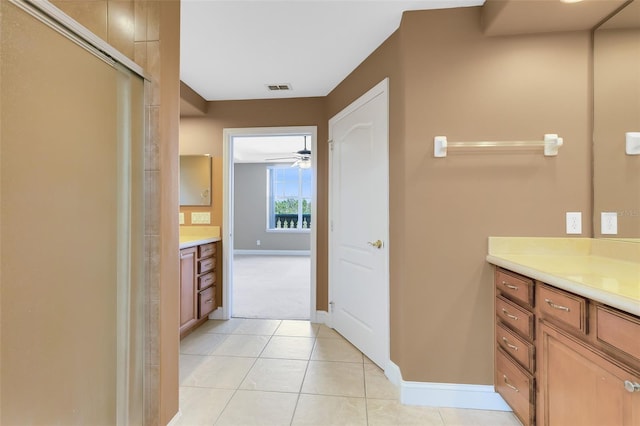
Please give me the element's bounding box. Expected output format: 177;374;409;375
220;126;318;321
328;78;390;367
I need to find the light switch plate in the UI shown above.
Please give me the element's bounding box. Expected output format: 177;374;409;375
566;212;582;234
179;212;185;225
626;132;640;155
191;212;211;224
601;212;618;235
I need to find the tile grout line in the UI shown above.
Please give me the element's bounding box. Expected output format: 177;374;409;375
362;359;370;426
289;333;318;426
207;320;281;426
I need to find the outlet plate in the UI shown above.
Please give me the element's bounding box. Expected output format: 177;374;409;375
191;212;211;224
601;212;618;235
566;212;582;235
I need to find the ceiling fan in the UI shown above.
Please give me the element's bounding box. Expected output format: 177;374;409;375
266;136;312;168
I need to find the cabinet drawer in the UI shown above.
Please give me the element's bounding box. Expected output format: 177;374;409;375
538;284;587;334
199;243;216;258
198;257;216;274
596;305;640;362
496;269;534;308
496;295;535;340
198;272;216;291
497;322;535;373
198;286;215;318
496;347;534;426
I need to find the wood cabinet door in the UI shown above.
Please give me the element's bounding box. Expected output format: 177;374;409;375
180;247;197;333
538;322;640;426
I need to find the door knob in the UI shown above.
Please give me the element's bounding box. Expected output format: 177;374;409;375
624;380;640;393
367;240;383;249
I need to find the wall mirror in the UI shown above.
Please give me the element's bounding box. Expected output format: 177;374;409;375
593;0;640;240
180;155;212;206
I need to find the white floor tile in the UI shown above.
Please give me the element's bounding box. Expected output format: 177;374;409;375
240;358;308;393
364;364;399;400
180;355;256;389
275;320;320;337
301;361;365;397
261;336;315;360
292;394;367;426
215;390;298;426
438;407;522;426
170;387;233;426
210;334;270;357
367;399;444;426
311;336;364;363
180;332;227;355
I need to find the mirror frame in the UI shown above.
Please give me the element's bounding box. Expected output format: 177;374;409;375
179;155;212;207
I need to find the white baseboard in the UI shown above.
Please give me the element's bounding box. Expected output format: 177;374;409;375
166;410;181;426
234;249;310;256
208;308;226;320
313;310;331;327
387;361;511;411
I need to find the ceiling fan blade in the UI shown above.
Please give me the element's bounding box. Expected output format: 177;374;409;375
265;156;298;161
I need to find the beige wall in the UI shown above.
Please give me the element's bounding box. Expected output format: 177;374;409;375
328;7;592;385
179;98;329;308
49;0;181;423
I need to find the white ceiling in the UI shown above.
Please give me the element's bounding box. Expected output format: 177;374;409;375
180;0;484;101
233;134;311;163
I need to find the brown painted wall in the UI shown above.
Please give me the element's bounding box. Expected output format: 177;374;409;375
328;7;592;385
179;98;329;308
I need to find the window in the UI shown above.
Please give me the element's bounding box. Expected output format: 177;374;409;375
268;166;311;230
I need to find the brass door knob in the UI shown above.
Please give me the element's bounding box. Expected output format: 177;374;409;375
367;240;383;249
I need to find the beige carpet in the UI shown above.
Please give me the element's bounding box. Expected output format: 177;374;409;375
232;255;311;320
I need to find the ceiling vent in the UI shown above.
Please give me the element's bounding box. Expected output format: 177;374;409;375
267;83;292;91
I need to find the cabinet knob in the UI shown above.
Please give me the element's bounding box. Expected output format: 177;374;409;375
624;380;640;393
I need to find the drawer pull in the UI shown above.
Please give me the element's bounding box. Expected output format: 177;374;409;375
501;337;519;351
503;375;519;392
501;308;518;321
545;298;570;312
624;381;640;393
205;299;213;304
502;282;518;290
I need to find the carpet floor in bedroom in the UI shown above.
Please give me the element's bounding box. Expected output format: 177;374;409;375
232;255;310;320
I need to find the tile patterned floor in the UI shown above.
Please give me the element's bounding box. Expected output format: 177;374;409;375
171;319;522;426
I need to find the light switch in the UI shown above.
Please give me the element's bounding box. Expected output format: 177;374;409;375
566;212;582;235
191;212;211;224
601;212;618;235
626;132;640;155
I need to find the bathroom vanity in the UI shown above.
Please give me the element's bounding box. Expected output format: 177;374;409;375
179;227;221;338
488;237;640;425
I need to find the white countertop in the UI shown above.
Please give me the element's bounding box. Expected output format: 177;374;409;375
179;235;221;249
487;237;640;316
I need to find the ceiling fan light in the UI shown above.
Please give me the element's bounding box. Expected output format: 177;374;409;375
299;159;312;169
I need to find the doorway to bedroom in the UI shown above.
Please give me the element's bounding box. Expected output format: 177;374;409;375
222;127;317;321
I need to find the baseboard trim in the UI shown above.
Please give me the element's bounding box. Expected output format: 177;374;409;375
313;310;331;327
387;361;511;411
234;249;310;256
166;410;181;426
208;308;225;320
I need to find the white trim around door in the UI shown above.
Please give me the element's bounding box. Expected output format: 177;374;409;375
218;126;318;322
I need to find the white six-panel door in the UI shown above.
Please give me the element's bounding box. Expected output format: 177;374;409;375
328;78;389;369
